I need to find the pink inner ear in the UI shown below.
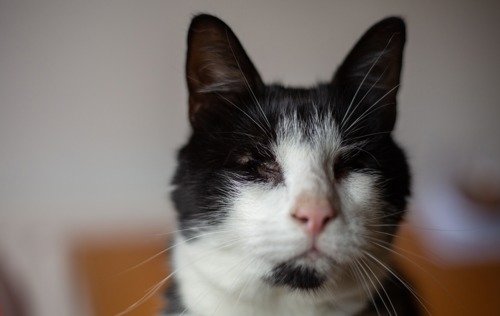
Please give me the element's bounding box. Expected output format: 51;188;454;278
186;15;265;128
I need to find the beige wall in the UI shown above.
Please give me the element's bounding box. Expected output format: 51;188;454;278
1;0;500;225
1;1;499;315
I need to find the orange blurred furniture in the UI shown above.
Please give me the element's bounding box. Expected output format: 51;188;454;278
73;229;170;316
395;224;500;316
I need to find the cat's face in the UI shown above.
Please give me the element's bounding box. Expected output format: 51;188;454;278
172;15;409;293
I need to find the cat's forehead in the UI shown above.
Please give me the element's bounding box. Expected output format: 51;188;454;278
236;88;351;159
276;109;341;154
271;111;346;181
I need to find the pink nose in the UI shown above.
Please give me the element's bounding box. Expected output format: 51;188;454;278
292;201;336;236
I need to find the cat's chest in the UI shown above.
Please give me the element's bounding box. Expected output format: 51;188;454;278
163;300;364;316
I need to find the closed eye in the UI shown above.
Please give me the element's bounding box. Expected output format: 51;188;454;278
235;153;283;184
257;161;282;183
334;152;365;180
334;155;350;180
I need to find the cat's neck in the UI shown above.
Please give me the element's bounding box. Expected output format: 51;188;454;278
171;234;373;316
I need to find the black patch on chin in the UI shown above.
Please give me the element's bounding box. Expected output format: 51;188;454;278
267;262;326;290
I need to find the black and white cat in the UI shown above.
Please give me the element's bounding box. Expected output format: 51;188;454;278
165;14;417;316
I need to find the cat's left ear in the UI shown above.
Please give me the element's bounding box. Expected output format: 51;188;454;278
333;17;406;132
186;14;264;127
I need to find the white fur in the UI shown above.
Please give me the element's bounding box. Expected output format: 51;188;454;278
170;114;390;316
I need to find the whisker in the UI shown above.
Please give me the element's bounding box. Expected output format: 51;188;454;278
214;131;261;140
185;73;270;138
340;32;399;130
352;145;382;168
114;238;243;316
115;229;239;276
353;259;381;316
358;258;387;316
367;224;475;232
363;251;432;316
341;64;390;132
343;131;392;143
216;92;271;138
179;306;190;316
360;257;397;316
225;28;272;132
343;84;399;137
366;235;462;298
232;257;261;310
343;101;394;138
154;225;232;237
175;250;256;316
367;210;407;222
213;256;258;316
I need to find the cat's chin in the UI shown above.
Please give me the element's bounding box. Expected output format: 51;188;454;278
266;261;326;290
265;252;335;291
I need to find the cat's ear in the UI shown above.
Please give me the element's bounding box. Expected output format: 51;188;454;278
333;17;406;132
186;14;264;127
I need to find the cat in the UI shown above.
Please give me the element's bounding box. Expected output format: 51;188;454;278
164;14;418;316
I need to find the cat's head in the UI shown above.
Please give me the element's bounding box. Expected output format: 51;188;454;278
172;14;410;292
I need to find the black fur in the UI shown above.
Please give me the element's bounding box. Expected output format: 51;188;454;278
267;262;326;290
166;14;415;315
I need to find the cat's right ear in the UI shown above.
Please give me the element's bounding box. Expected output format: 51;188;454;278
332;17;406;132
186;14;264;127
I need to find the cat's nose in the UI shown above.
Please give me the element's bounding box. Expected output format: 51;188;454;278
292;201;336;236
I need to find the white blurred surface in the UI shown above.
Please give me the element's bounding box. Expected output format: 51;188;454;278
417;166;500;264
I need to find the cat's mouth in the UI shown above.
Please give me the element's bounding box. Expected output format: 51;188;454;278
296;246;327;262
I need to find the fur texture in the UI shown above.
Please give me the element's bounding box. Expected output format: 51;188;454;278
164;14;416;316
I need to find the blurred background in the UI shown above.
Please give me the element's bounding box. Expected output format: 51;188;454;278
1;0;499;315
